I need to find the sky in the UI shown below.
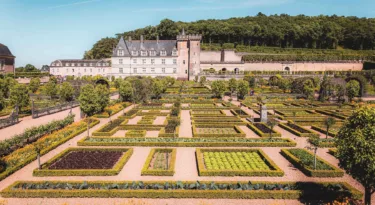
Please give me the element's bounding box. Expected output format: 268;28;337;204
1;0;374;68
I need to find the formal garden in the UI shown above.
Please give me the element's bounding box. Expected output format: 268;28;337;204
0;74;374;205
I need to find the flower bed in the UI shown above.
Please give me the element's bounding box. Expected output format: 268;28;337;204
78;137;296;147
141;148;176;176
192;125;246;138
247;123;281;138
311;125;341;137
1;180;362;200
119;109;138;119
279;123;318;137
93;118;127;136
94;103;129;118
0;118;100;181
33;148;133;176
196;148;283;177
281;149;344;177
125;130;146;138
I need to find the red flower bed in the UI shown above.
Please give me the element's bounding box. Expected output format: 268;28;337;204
48;151;123;169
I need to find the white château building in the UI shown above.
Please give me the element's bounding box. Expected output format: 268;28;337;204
50;29;202;80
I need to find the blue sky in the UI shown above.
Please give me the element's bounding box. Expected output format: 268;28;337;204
1;0;374;68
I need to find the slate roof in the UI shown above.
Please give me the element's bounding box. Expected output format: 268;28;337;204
113;37;177;57
0;44;15;57
50;59;110;67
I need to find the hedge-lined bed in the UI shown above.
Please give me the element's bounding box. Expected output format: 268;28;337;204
311;125;341;137
78;137;296;147
158;127;180;138
192;125;246;138
247;123;281;138
1;180;362;200
92;118;128;136
141;148;176;176
281;149;344;177
0;118;100;181
279;123;318;137
94;103;130;118
315;110;347;120
196;148;284;177
119;109;139;119
125;130;146;138
33;148;133;176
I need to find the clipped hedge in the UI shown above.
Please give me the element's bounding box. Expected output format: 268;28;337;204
281;149;344;177
92;118;128;136
125;130;146;138
311;125;337;137
192;125;246;138
196;148;284;177
247;123;281;138
141;148;176;176
78;137;297;147
1;180;362;200
158;127;179;138
279;123;318;137
33;148;133;176
0;118;100;181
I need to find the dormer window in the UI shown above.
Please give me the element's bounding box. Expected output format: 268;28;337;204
90;63;93;66
77;63;81;66
52;63;55;66
160;50;167;56
150;50;156;56
84;63;87;66
71;63;75;66
172;50;177;56
141;50;147;56
118;49;124;56
66;63;70;66
132;51;138;56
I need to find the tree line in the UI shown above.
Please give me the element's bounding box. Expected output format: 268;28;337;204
84;13;375;60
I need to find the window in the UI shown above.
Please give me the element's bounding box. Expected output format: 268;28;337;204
52;63;55;66
185;70;188;74
98;63;101;66
119;59;123;64
118;49;124;56
133;68;137;73
173;59;177;64
162;68;165;73
119;68;123;73
51;68;54;73
150;51;156;56
173;68;177;73
90;68;92;73
57;68;59;72
143;68;146;73
141;51;147;56
133;59;137;64
90;63;93;66
66;63;70;66
183;60;186;64
66;68;68;72
172;50;177;56
84;69;86;72
161;50;167;56
151;68;155;73
151;59;155;64
132;51;138;56
78;63;81;66
72;63;75;66
84;63;87;66
72;69;75;73
162;59;166;64
142;59;146;64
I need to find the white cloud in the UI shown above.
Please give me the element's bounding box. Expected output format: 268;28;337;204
39;0;103;10
133;0;292;13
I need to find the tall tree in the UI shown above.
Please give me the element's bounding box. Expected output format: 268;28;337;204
95;84;110;112
228;78;237;94
211;80;226;98
10;83;30;111
346;80;360;101
118;80;133;102
29;77;40;93
78;84;101;137
335;107;375;205
59;82;75;102
237;80;249;99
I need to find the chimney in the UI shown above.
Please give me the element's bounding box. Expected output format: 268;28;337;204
128;36;132;42
181;28;186;36
140;35;144;44
157;36;159;44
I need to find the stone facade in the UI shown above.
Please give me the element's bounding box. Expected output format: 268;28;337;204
0;44;15;74
49;59;110;77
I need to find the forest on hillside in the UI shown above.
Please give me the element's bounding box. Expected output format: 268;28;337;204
83;13;375;60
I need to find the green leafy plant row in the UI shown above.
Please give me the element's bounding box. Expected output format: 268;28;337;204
279;123;318;137
141;148;176;176
246;123;281;138
1;180;362;200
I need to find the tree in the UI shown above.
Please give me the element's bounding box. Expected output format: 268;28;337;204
199;76;206;86
211;80;226;98
114;78;123;89
24;64;39;72
34;144;42;170
165;76;176;86
119;81;133;102
59;82;74;102
237;80;249;99
29;78;40;93
95;84;110;112
323;117;336;139
307;134;320;170
152;80;165;99
335;84;345;102
266;119;278;139
346;80;360;102
41;65;50;72
166;118;181;139
0;91;5;112
105;108;113;123
44;81;58;98
244;75;256;88
278;78;291;93
78;84;101;137
303;79;315;99
228;78;237;94
9;83;30;111
0;77;16;98
335;107;375;205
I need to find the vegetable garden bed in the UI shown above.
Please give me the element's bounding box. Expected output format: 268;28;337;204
1;181;362;200
192;125;246;138
33;148;133;176
141;148;176;176
247;123;281;138
281;149;344;177
125;130;146;138
196;148;283;176
279;123;318;137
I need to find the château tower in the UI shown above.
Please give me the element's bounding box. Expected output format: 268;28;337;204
177;29;202;80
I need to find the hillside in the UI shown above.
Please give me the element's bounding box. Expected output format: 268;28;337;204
83;13;375;61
